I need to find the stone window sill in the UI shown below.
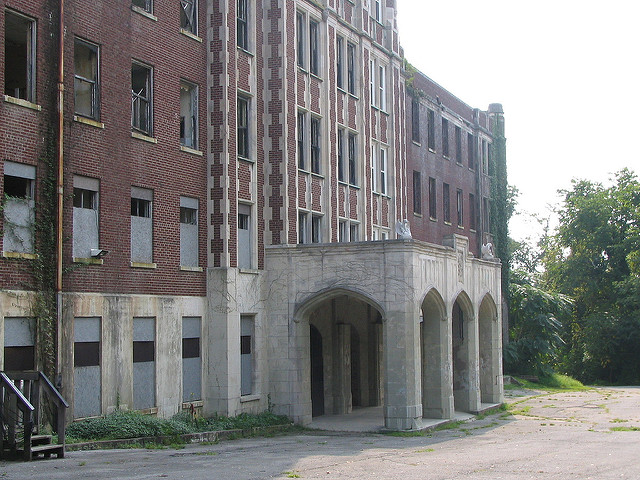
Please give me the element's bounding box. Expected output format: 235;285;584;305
3;95;41;111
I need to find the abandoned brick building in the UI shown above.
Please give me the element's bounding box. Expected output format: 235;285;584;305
0;0;504;430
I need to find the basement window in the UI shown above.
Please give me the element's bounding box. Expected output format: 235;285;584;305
4;10;36;102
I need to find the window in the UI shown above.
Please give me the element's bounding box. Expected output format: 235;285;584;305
455;126;462;164
180;0;197;35
412;171;421;215
369;59;375;106
133;317;155;410
240;315;254;396
427;109;435;151
3;162;35;254
311;215;322;243
298;211;308;244
180;197;198;267
370;146;377;192
131;187;153;264
467;133;475;169
237;96;249;159
131;62;152;135
428;177;437;219
456;188;463;227
238;203;252;268
237;0;248;49
132;0;152;13
339;220;347;242
337;128;345;182
443;183;450;223
348;132;357;185
379;148;387;195
4;317;35;371
180;81;198;149
483;197;490;233
72;176;99;259
310;116;321;174
349;223;359;242
336;36;344;90
347;43;355;95
182;317;201;402
411;99;420;144
4;10;36;102
373;0;382;21
309;19;319;76
482;139;488;173
442;118;449;157
74;317;101;418
296;12;305;68
378;65;386;111
469;193;476;231
297;111;306;169
74;38;99;120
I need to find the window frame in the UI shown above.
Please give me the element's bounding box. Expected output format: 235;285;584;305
74;37;100;120
428;177;437;220
427;109;435;151
296;11;305;69
310;116;321;174
131;61;153;136
297;111;306;170
442;118;449;158
180;80;198;150
411;99;420;144
443;182;450;224
336;35;344;90
346;43;356;95
236;0;248;50
180;0;197;36
4;9;37;103
348;132;357;186
132;0;153;14
378;64;386;112
456;188;464;227
412;170;421;215
309;18;320;76
379;147;387;195
237;95;249;160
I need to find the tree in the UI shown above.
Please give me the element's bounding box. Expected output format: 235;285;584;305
543;169;640;383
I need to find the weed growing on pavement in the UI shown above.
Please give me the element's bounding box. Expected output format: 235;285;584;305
610;426;640;432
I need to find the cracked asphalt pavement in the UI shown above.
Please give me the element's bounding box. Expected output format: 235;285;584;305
2;386;639;479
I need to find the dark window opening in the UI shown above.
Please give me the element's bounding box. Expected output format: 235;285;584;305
74;38;99;119
309;20;319;75
133;341;154;363
427;109;435;151
237;96;249;158
412;171;421;215
442;118;449;157
443;183;450;223
180;0;197;35
428;177;437;219
4;175;32;199
73;188;97;209
131;198;151;217
74;342;100;367
180;206;197;225
237;0;248;49
411;99;420;144
311;117;320;174
131;63;152;134
4;10;35;102
182;337;200;359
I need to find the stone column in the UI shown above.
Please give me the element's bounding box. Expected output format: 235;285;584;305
383;304;422;430
422;310;454;419
332;323;352;414
466;309;481;413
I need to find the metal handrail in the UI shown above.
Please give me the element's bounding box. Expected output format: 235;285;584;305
0;373;34;413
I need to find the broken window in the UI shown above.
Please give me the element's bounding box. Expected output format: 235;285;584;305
457;188;464;227
131;187;153;264
309;19;319;75
412;171;421;215
428;177;437;219
2;161;35;254
180;0;197;35
180;196;198;268
180;81;198;149
310;116;320;174
72;176;99;259
237;0;248;49
442;118;449;157
131;62;152;135
411;99;420;144
74;38;100;120
427;109;435;151
4;10;36;102
443;182;450;224
237;96;249;159
132;0;152;13
297;111;306;169
311;214;322;243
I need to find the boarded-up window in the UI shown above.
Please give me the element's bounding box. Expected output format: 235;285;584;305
182;317;201;402
74;317;101;418
133;317;155;410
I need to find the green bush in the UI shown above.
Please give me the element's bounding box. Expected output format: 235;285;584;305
67;410;291;442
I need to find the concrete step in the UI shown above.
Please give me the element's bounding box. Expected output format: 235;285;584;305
31;435;53;446
31;443;64;459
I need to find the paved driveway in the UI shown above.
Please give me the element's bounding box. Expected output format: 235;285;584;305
2;387;639;479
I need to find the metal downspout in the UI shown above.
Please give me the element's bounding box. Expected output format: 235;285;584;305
56;0;65;379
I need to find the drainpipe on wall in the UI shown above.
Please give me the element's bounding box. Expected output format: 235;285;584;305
56;0;65;384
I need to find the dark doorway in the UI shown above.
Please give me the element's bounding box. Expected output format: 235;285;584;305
310;325;324;417
350;325;361;407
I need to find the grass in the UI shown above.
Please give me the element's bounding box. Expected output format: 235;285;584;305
66;410;291;443
610;426;640;432
513;373;588;392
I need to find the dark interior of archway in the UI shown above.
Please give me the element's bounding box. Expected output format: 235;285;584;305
310;324;324;417
350;325;361;407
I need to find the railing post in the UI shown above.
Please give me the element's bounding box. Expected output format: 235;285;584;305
32;379;41;435
23;415;32;461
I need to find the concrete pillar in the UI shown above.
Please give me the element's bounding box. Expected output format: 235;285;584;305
467;310;481;412
479;307;504;404
332;323;352;414
383;305;422;430
422;311;454;419
453;303;480;413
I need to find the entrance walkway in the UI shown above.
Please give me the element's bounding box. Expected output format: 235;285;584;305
307;406;479;433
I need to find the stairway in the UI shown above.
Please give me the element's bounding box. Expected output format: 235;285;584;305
29;434;65;459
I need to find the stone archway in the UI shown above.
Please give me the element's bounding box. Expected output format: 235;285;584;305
420;288;453;419
452;291;479;413
305;293;384;419
479;293;503;404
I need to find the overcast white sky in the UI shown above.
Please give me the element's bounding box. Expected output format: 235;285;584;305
396;0;640;241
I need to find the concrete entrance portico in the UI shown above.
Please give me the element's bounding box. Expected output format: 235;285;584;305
265;235;503;430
